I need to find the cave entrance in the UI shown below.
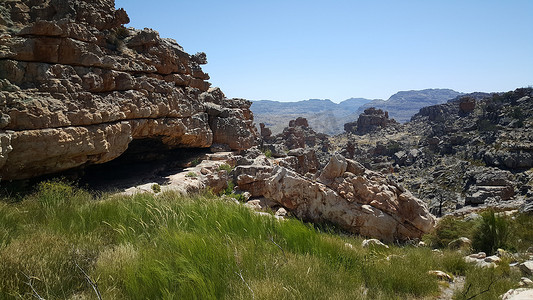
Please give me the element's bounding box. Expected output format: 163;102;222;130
0;139;210;197
77;138;210;192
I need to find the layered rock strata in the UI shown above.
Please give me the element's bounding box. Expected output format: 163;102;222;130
0;0;257;180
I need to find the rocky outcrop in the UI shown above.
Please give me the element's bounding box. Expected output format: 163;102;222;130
331;88;533;215
260;118;331;170
0;0;257;180
344;107;398;134
240;153;435;241
277;148;319;175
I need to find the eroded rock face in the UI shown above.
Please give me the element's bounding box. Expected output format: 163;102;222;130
240;153;435;241
0;0;257;180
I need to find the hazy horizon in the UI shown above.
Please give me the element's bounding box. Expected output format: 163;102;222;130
116;0;533;102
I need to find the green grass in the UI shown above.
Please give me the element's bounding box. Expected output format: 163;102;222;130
453;263;521;300
0;181;525;299
424;210;533;254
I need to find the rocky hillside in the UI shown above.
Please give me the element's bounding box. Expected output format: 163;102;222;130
355;89;463;123
251;98;373;135
331;88;533;216
0;0;436;244
0;0;257;180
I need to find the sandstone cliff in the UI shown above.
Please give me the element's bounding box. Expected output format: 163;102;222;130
0;0;257;180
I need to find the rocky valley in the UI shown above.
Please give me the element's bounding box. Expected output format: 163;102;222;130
251;88;463;135
1;0;532;299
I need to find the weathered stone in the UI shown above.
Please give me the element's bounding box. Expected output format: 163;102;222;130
278;147;319;175
484;255;501;263
459;97;476;114
501;288;533;300
362;239;389;249
259;123;272;138
520;277;533;287
233;164;273;197
448;237;472;250
289;117;308;128
428;270;453;282
318;154;347;184
261;161;435;242
262;143;288;158
520;260;533;276
469;252;486;259
344;107;398;134
0;0;257;180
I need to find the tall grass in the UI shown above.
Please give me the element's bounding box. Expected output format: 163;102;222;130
0;181;524;299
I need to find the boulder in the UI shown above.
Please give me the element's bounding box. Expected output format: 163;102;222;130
448;237;472;250
428;270;453;282
262;143;288;158
233;164;273;197
520;277;533;287
289;117;309;128
261;157;435;241
362;239;389;249
459;97;476;114
520;260;533;276
501;288;533;300
318;154;347;184
276;148;319;175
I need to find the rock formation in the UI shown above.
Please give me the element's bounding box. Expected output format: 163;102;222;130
261;117;330;169
344;107;398;134
331;88;533;215
0;0;257;180
236;152;436;242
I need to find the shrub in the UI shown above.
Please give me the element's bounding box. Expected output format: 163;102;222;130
217;164;233;172
263;149;272;158
472;209;509;254
190;158;201;167
508;213;533;252
221;181;246;202
185;172;197;178
423;216;478;249
151;184;161;193
477;119;499;132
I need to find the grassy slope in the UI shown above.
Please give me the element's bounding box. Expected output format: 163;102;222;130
0;181;525;299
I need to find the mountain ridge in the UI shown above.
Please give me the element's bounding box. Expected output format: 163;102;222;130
251;88;462;135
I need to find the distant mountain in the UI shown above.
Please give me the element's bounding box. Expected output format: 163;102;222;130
355;89;463;123
251;98;374;135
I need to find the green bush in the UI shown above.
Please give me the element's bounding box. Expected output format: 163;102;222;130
423;216;478;248
264;149;273;158
477;119;499;132
185;172;197;178
221;181;246;202
472;210;509;254
151;184;161;193
190;158;201;167
217;163;233;172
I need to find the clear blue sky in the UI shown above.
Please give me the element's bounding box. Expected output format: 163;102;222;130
116;0;533;102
